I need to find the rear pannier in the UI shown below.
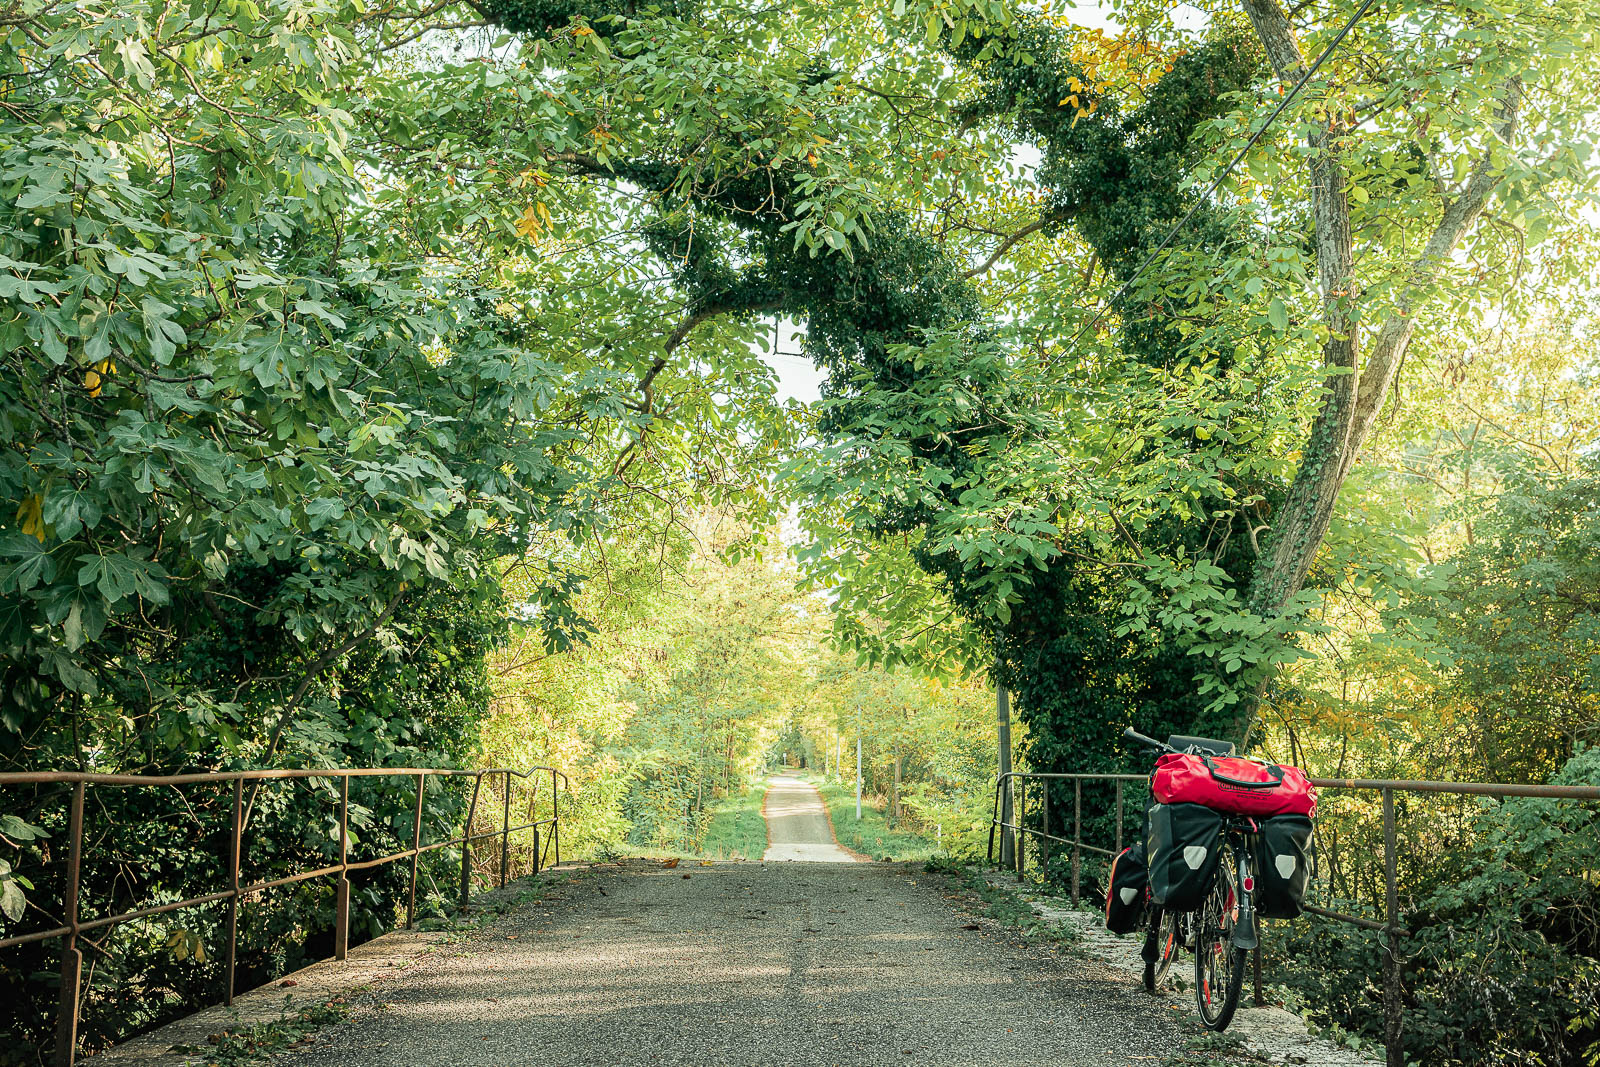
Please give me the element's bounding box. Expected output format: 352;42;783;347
1105;840;1149;934
1252;813;1314;919
1147;802;1223;912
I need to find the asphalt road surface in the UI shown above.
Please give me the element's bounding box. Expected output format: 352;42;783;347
274;859;1180;1067
762;775;857;862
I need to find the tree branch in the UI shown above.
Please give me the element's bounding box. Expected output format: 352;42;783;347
964;211;1064;278
1341;78;1523;475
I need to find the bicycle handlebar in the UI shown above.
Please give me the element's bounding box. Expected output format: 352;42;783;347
1122;727;1171;753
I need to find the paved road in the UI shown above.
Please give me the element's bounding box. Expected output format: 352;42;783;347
276;860;1180;1067
762;775;857;862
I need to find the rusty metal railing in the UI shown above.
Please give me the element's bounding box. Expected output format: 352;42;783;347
987;768;1600;1067
0;764;569;1067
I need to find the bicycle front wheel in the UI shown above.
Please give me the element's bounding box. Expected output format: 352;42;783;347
1194;857;1246;1030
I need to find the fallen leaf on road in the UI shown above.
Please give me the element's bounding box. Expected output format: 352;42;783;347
682;873;691;879
662;858;680;869
961;924;980;930
280;979;298;987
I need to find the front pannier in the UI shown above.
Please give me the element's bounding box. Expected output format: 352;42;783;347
1252;813;1314;919
1105;840;1149;934
1146;802;1224;912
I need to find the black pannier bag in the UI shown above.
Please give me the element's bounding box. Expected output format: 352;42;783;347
1147;802;1224;912
1253;813;1313;919
1105;840;1149;934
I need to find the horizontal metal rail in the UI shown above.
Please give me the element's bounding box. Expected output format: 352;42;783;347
988;765;1600;1067
0;764;570;1067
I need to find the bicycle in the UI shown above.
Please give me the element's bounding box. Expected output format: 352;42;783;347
1124;727;1261;1032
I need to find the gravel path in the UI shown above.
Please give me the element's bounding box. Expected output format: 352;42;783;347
274;859;1181;1067
762;775;857;862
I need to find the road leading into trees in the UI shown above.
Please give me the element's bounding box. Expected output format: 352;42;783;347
275;859;1181;1067
762;774;858;862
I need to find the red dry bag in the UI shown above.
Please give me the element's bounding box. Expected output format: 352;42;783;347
1151;752;1317;818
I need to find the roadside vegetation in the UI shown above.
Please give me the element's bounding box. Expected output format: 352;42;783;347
817;779;941;862
699;788;770;861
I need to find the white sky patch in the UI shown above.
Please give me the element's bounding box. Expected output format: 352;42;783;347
766;317;825;403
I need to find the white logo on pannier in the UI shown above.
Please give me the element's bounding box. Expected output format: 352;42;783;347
1183;845;1208;870
1275;854;1297;879
1120;887;1138;905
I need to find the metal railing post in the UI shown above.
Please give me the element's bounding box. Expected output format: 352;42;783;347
1382;788;1403;1067
460;773;483;907
407;773;424;928
1114;779;1124;855
335;775;350;961
551;768;561;868
1015;780;1026;880
500;771;512;888
1071;779;1082;907
987;776;1003;865
1041;779;1052;879
53;781;85;1067
226;778;242;1005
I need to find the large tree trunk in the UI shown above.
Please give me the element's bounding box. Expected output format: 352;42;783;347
1230;0;1523;740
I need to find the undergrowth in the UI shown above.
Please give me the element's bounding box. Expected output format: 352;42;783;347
818;779;938;860
925;856;1080;945
171;996;349;1066
700;788;769;860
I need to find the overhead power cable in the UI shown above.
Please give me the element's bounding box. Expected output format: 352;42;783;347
1062;0;1380;351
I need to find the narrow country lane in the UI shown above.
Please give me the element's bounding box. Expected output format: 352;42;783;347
271;860;1182;1067
762;774;857;862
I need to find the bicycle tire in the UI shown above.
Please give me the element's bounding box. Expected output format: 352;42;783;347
1141;905;1164;993
1153;909;1181;984
1194;856;1246;1029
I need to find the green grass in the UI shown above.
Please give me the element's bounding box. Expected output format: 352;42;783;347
700;787;769;860
816;779;939;861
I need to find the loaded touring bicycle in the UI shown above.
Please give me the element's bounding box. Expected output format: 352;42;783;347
1106;729;1317;1031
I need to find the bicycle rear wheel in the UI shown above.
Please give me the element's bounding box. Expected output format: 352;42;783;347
1194;856;1245;1029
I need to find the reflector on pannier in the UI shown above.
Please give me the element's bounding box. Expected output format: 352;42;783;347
1252;813;1314;919
1105;840;1149;934
1146;802;1223;913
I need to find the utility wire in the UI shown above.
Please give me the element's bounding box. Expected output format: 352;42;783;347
1063;0;1380;351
